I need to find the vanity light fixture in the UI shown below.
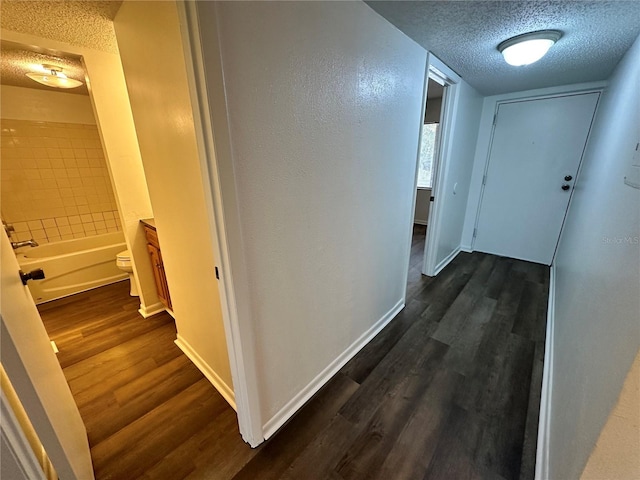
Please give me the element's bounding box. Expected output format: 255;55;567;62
498;30;562;66
26;64;83;89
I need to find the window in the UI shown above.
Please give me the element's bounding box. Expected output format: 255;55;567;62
417;123;439;189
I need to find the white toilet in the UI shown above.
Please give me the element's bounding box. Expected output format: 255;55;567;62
116;250;139;297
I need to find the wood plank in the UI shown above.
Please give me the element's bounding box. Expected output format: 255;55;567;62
55;312;173;368
473;333;535;479
338;336;448;425
373;368;463;480
65;326;181;404
483;256;513;300
511;280;547;342
519;340;546;480
280;414;360;480
341;298;428;384
335;358;452;479
85;354;203;445
443;296;497;376
147;408;243;480
91;379;228;480
422;405;503;480
431;254;496;345
232;373;359;480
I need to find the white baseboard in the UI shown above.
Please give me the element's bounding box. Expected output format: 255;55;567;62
432;246;461;276
536;264;556;480
174;334;236;410
460;244;473;253
413;220;428;226
262;298;405;439
138;302;165;318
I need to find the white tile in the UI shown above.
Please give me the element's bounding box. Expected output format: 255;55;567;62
27;220;43;230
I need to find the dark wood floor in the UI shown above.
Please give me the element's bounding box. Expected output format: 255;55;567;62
39;224;548;479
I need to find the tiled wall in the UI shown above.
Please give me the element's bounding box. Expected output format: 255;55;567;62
1;119;121;243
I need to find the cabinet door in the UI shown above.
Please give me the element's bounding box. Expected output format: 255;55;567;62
147;244;171;309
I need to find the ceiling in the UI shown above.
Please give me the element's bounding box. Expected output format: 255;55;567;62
366;1;640;95
0;1;122;54
1;41;89;95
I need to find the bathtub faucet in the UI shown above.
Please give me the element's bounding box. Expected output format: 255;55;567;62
11;239;39;249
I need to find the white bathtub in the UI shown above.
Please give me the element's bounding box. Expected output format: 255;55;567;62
16;231;128;304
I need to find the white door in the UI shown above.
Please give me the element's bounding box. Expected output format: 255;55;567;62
474;93;599;264
0;231;94;479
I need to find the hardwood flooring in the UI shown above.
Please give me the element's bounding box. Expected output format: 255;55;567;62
39;224;548;479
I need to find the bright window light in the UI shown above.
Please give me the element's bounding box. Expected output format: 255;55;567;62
418;123;439;189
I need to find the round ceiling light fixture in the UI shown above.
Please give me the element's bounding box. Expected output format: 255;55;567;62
498;30;563;66
26;64;83;89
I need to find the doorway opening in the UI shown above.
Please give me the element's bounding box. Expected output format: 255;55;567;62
0;29;245;476
407;54;461;296
411;76;445;266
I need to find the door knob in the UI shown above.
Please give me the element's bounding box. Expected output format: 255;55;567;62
20;268;45;285
561;184;571;191
564;175;573;181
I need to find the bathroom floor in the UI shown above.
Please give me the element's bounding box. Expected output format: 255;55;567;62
39;226;548;479
38;281;253;479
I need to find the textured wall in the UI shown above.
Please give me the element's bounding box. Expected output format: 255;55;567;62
207;1;427;422
550;34;640;479
581;351;640;479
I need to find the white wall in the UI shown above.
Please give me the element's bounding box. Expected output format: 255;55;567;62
197;1;427;432
424;96;442;124
1;86;95;124
0;29;160;315
432;79;483;265
113;1;233;398
581;351;640;479
547;34;640;479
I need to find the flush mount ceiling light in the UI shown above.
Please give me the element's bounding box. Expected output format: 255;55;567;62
498;30;563;66
25;64;83;89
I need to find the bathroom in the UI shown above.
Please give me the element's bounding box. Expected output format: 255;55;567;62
1;3;236;469
1;49;129;304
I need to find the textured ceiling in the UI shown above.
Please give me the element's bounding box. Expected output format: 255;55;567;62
1;1;122;54
366;1;640;95
1;41;89;95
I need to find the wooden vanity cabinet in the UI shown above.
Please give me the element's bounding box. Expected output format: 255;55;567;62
142;223;172;310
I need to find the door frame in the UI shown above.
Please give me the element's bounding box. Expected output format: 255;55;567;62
177;1;264;447
470;89;603;263
461;81;608;252
3;6;263;451
1;380;48;480
419;54;462;277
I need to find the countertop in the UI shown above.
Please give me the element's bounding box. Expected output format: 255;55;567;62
140;218;156;229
